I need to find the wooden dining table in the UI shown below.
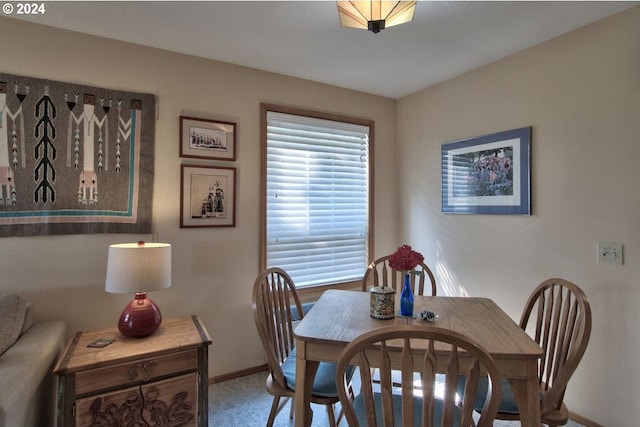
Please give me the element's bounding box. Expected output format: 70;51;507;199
293;289;544;427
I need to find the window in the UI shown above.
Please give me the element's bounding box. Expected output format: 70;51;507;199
261;104;373;288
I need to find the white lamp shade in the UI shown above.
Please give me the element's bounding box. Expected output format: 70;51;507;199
105;242;172;293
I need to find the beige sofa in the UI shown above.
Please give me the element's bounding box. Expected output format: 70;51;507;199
0;294;66;427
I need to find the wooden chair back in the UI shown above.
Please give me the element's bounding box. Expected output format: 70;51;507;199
252;267;304;390
520;278;592;422
362;255;437;296
336;325;501;427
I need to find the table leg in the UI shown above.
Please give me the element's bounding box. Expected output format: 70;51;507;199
507;375;541;427
294;343;319;427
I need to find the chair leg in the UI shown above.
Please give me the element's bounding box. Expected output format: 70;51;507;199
289;396;295;419
267;396;279;427
335;384;355;426
267;395;290;427
326;403;337;427
335;403;343;426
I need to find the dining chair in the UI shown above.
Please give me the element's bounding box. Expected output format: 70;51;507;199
457;278;592;426
252;267;353;427
336;324;502;427
362;255;437;296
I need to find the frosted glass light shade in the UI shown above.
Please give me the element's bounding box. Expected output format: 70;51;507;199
105;242;171;294
337;1;417;33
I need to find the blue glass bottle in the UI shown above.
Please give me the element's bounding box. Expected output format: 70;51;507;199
400;273;414;317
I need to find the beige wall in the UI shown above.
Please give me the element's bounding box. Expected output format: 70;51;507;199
398;6;640;426
0;17;398;379
3;5;640;425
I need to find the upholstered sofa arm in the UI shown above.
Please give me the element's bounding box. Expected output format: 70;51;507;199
0;320;66;427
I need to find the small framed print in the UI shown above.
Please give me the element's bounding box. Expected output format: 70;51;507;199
180;164;236;228
180;116;237;161
441;127;531;215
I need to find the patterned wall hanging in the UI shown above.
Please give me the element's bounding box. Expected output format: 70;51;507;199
0;72;155;237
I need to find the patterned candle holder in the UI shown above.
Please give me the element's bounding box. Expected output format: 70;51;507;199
369;286;395;319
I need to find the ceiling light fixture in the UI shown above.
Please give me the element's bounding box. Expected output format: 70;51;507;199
337;1;417;34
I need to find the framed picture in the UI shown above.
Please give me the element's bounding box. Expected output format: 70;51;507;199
180;116;237;161
180;164;236;228
441;127;531;215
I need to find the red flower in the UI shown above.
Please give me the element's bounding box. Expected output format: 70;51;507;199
388;245;424;272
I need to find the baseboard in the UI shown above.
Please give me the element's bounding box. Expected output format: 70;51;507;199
569;411;604;427
209;364;268;384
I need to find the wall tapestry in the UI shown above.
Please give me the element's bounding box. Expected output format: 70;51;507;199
0;72;155;237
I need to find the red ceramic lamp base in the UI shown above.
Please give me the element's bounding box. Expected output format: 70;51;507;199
117;292;162;338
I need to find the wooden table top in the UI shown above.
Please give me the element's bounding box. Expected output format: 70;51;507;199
294;290;542;361
293;290;544;427
54;315;212;374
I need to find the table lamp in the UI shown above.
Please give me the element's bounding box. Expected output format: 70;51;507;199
105;241;171;338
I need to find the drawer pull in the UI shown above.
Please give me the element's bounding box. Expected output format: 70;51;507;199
126;361;155;381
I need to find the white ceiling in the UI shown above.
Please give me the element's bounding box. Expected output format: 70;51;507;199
8;1;637;99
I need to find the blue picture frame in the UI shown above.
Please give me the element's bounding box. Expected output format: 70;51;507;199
442;127;531;215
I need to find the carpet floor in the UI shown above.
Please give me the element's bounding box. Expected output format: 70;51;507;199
208;370;585;427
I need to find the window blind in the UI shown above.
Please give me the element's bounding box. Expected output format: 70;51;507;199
266;111;370;287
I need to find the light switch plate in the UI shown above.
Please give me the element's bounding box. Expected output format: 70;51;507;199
597;242;623;265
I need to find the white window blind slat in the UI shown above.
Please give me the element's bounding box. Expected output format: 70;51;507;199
266;110;370;287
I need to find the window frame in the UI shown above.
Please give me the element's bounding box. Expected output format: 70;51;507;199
260;103;374;292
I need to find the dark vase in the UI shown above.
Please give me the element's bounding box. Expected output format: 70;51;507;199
400;273;414;317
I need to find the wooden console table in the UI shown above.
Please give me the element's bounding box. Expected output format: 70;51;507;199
54;315;212;427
